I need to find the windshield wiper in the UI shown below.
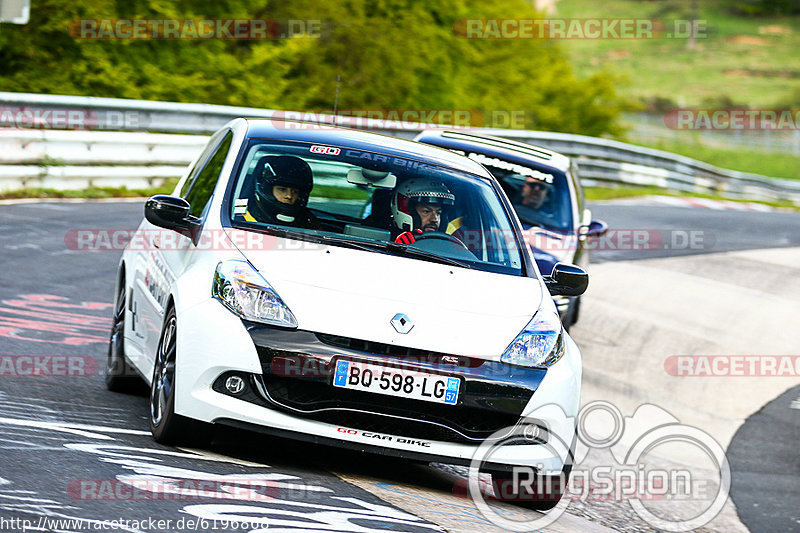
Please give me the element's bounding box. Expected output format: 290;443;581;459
385;241;472;269
236;225;472;269
320;235;472;269
319;234;386;254
235;224;377;252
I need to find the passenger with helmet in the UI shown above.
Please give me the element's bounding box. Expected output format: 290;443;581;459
241;155;316;228
390;177;455;244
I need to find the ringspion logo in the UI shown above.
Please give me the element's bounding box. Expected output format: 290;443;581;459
468;401;730;531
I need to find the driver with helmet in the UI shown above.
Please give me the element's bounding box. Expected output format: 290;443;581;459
390;177;455;244
241;155;316;228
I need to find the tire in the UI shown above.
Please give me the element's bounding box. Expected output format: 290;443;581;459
486;461;573;511
149;306;211;446
105;272;142;392
562;296;581;332
485;432;577;511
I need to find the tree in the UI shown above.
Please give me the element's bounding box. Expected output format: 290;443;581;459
0;0;633;136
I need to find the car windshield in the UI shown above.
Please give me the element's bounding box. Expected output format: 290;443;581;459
471;153;573;231
228;140;525;276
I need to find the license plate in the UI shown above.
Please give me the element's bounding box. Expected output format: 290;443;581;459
332;359;460;405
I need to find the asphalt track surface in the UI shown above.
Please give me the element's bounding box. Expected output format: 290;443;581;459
0;200;797;533
587;203;800;262
584;202;800;533
727;384;800;533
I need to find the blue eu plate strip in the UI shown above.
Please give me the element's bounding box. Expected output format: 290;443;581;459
333;360;349;387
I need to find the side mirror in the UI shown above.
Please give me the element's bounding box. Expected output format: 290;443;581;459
144;195;201;239
579;219;608;238
544;263;588;296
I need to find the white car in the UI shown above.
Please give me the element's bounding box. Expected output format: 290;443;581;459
106;119;588;508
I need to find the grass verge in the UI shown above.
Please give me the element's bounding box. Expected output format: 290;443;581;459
585;186;799;210
556;0;800;108
624;137;800;180
0;180;179;200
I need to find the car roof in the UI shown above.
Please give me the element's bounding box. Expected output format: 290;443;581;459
242;119;495;179
415;130;571;173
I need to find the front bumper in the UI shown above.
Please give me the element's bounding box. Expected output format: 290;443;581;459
212;324;548;444
174;298;581;472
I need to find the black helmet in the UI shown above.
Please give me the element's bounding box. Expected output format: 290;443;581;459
253;155;313;223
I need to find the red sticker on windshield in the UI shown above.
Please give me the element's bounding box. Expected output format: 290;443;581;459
310;145;341;156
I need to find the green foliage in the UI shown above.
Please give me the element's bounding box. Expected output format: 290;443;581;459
0;0;309;107
727;0;800;16
312;185;371;200
776;87;800;107
0;0;631;136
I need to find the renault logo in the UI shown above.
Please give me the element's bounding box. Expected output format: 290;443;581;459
390;313;414;334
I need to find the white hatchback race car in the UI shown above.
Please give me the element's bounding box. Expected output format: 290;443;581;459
106;118;588;508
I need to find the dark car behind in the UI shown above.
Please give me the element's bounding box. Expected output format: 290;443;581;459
415;130;607;328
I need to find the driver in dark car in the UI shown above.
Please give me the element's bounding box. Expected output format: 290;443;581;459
514;174;556;223
390;178;455;244
521;175;551;209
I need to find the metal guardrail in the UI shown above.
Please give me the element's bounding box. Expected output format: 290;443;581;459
0;129;206;190
1;91;799;204
491;129;800;202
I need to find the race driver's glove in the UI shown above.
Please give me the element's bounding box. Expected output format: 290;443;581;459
395;229;423;245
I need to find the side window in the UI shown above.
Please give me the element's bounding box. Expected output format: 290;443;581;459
180;132;225;198
570;162;585;216
179;162;202;198
185;131;233;218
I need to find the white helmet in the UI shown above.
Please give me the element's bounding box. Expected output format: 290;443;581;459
390;177;455;232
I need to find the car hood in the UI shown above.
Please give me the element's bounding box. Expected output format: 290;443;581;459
241;243;543;360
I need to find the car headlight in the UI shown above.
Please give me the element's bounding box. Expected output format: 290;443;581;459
212;260;298;328
501;309;565;367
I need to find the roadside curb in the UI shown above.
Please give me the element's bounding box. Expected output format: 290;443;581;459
590;195;785;212
0;197;147;205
